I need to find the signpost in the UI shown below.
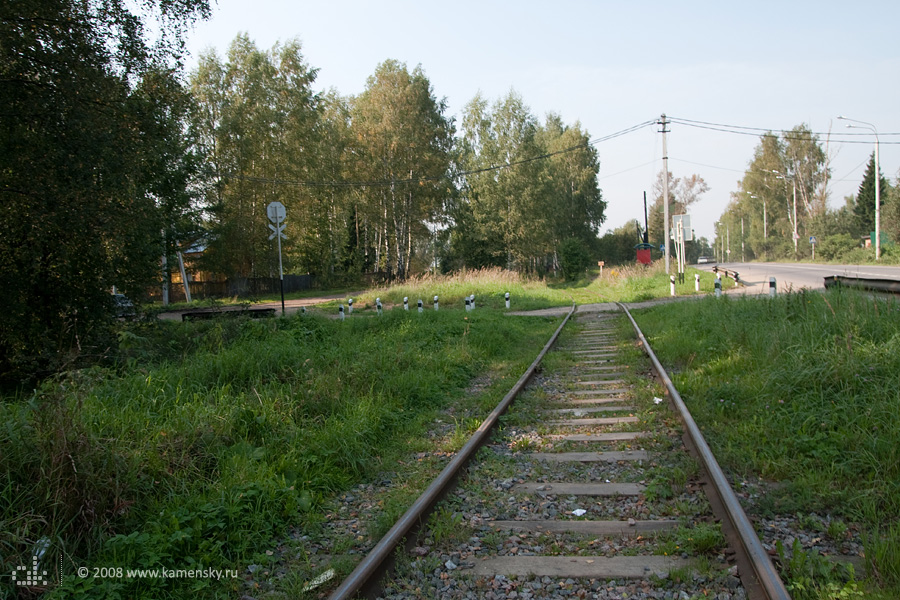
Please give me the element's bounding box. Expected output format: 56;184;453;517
810;236;817;260
672;214;692;284
267;201;287;315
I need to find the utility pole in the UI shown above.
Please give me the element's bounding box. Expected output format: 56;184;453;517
659;114;670;273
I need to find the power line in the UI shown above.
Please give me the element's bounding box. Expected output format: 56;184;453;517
223;119;657;188
667;117;900;145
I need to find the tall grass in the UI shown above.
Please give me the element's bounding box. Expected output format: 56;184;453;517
1;306;560;599
322;264;715;312
633;288;900;594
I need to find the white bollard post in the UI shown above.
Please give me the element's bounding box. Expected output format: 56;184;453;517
670;275;676;297
505;292;510;309
376;298;382;316
734;272;739;288
470;294;475;310
434;295;439;311
695;273;700;292
465;296;470;312
769;277;777;298
417;299;423;313
348;298;353;315
301;306;306;314
339;304;345;321
715;277;722;298
403;297;409;311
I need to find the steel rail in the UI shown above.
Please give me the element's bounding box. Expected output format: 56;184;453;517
618;303;791;600
327;304;577;600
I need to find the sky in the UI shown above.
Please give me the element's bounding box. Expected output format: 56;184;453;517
182;0;900;242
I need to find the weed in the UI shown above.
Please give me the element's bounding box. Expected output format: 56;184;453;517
428;505;464;546
777;538;862;600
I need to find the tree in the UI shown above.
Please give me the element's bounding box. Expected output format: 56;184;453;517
852;152;889;237
350;60;454;280
453;93;603;274
190;36;322;280
0;0;210;385
596;220;645;266
723;125;830;260
648;171;708;249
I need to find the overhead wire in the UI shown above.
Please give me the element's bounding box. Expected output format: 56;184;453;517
667;116;900;144
223;119;659;189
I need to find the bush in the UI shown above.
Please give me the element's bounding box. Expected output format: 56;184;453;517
558;239;591;281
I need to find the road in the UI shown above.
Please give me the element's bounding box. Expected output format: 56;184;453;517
694;262;900;295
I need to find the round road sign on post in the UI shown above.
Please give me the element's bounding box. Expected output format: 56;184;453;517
267;201;286;223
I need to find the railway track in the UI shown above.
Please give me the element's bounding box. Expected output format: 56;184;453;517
326;305;790;600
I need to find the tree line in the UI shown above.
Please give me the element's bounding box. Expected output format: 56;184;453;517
0;11;604;385
716;125;900;262
189;36;605;283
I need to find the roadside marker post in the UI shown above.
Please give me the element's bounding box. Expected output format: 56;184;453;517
417;299;423;313
434;296;439;311
505;292;510;309
695;273;700;292
670;275;676;297
769;277;777;298
715;276;722;298
348;298;353;315
403;297;409;311
339;304;345;321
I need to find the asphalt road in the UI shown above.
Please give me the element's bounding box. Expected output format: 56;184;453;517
694;262;900;295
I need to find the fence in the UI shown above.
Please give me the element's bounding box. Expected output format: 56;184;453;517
149;274;313;303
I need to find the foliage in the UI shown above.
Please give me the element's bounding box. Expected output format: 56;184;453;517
635;290;900;596
0;0;210;388
190;36;324;279
777;539;863;600
718;125;831;260
557;239;591;280
349;60;455;280
451;91;604;275
596;219;646;265
1;302;560;598
648;171;708;251
852;152;890;237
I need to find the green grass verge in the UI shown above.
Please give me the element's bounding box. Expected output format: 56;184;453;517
632;288;900;597
1;305;560;599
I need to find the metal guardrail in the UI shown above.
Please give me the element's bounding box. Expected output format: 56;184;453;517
619;303;790;600
711;265;746;286
824;275;900;295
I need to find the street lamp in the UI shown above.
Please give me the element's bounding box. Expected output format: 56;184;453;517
772;170;798;254
837;116;881;260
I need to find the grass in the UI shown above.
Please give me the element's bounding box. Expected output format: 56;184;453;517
0;264;722;599
1;293;561;599
632;288;900;598
307;263;718;314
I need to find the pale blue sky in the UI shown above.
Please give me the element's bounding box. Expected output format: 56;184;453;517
184;0;900;241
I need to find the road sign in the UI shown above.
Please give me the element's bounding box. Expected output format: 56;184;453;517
268;222;286;240
267;202;286;223
809;236;817;245
672;214;693;241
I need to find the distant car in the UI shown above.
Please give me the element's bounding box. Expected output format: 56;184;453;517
696;256;712;264
112;293;136;318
